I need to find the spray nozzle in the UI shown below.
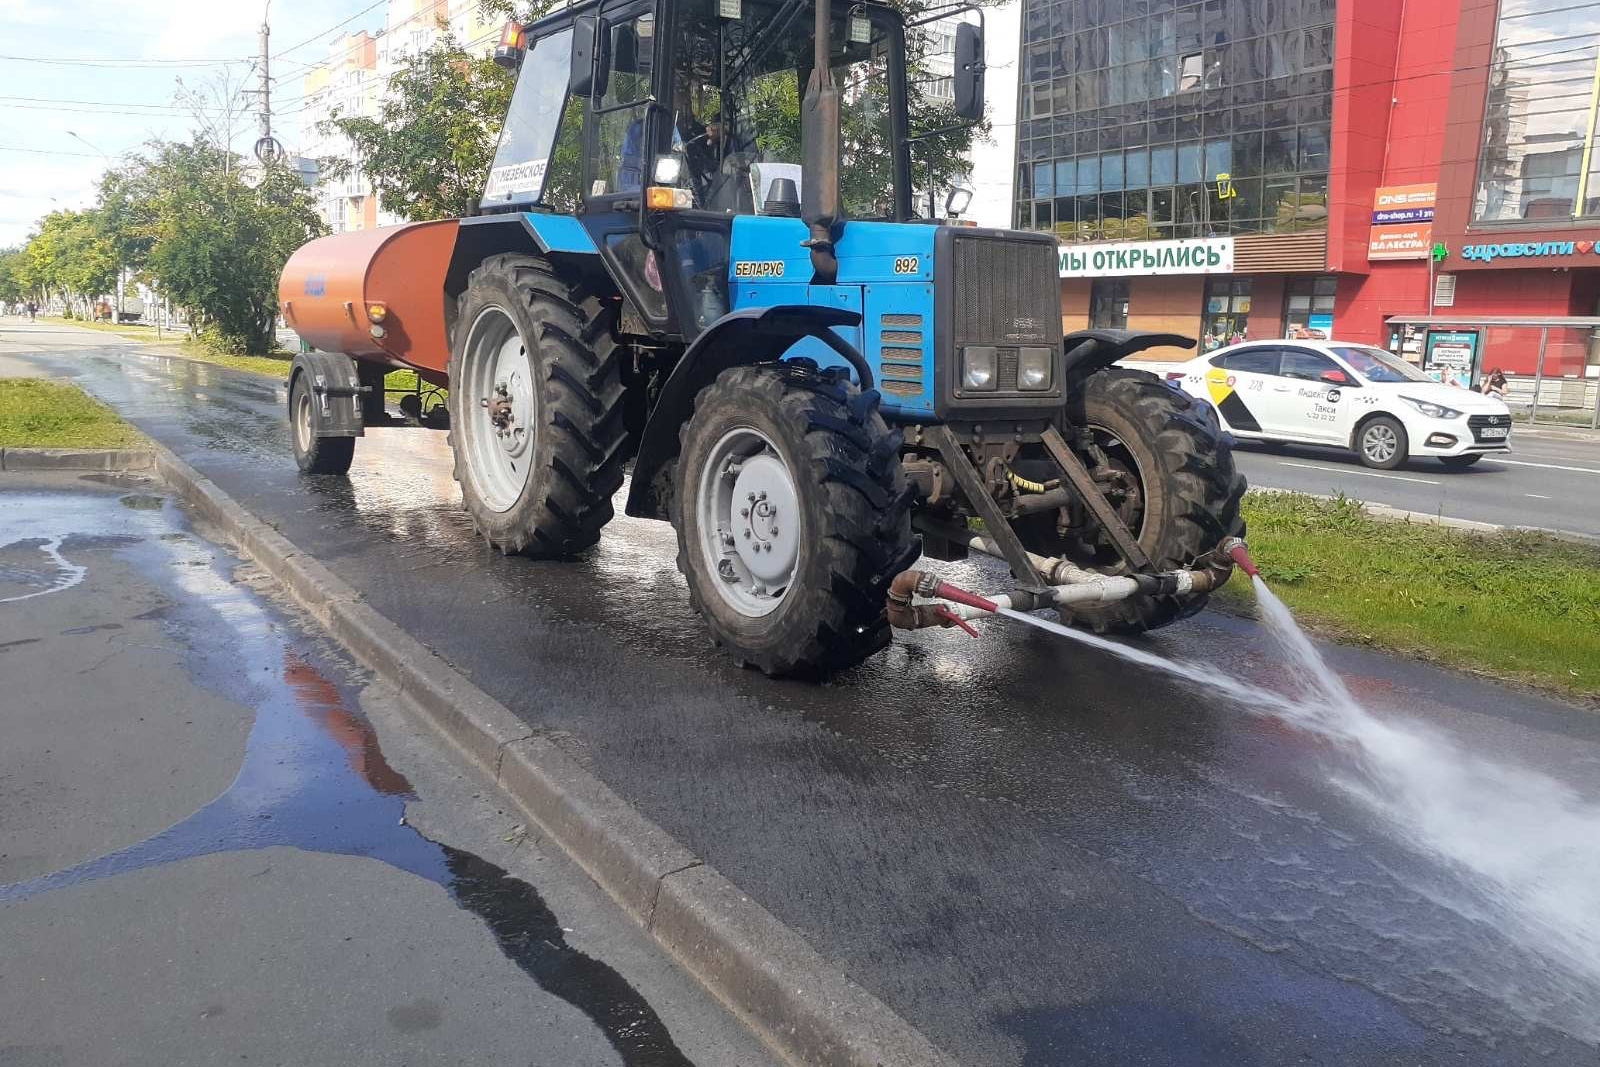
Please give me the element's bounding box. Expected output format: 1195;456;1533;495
1221;537;1260;579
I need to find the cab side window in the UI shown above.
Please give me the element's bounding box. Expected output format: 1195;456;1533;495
589;12;658;197
1279;349;1341;382
1212;348;1279;375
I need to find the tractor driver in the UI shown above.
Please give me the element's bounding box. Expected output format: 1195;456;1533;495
618;82;725;199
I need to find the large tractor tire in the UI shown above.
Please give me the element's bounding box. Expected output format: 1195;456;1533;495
671;363;919;676
448;254;629;556
1036;367;1246;634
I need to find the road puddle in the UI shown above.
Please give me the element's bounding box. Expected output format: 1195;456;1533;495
0;489;693;1067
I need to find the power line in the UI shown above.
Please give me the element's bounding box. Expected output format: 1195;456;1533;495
0;53;247;68
0;95;227;113
0;146;104;158
272;0;390;61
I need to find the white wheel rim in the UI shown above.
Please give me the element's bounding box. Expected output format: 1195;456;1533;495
1365;424;1397;463
460;306;536;513
695;427;801;619
294;385;314;455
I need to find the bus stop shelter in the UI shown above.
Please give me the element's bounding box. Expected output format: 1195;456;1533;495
1384;315;1600;428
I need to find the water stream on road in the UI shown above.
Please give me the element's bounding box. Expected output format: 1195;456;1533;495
999;581;1600;1039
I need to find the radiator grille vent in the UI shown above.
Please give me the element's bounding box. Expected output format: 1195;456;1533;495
951;236;1057;346
878;313;925;397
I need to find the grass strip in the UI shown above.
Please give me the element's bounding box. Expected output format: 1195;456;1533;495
1212;492;1600;700
41;316;169;345
0;378;145;449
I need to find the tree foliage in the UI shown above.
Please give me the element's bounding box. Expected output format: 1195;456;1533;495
324;32;517;221
99;139;325;353
0;247;25;306
15;210;118;312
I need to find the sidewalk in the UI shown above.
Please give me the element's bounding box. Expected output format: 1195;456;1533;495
0;470;774;1067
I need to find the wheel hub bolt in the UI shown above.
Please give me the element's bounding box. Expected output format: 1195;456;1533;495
740;507;749;517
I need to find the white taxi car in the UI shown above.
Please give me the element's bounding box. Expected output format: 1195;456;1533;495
1166;340;1512;470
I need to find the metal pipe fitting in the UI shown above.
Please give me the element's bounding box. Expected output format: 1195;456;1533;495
1220;536;1259;578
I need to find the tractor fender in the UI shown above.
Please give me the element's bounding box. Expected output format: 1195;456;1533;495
624;305;870;520
446;215;604;327
289;350;366;438
1062;329;1196;385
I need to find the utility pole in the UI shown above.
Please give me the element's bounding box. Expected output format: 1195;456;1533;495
258;17;272;145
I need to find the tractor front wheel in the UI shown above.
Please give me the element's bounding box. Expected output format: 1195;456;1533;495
448;254;629;556
1038;367;1247;633
671;363;918;676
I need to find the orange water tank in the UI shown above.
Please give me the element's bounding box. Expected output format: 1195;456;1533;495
278;219;460;384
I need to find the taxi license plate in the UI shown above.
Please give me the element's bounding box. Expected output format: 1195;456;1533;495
1480;426;1509;439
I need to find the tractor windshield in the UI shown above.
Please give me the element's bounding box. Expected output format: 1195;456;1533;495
482;27;575;208
668;0;907;218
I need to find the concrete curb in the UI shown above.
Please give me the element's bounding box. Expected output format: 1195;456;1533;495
146;443;953;1067
1;447;154;472
1246;486;1600;544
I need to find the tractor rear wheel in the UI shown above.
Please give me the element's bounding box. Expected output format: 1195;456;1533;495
1031;367;1246;634
448;254;629;556
671;363;918;676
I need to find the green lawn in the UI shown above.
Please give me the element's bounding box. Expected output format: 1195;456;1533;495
0;378;145;449
1213;492;1600;700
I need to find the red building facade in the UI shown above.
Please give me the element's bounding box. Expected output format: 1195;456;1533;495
1329;0;1600;377
1021;0;1600;380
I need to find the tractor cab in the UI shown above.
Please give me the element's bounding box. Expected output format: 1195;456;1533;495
479;0;970;344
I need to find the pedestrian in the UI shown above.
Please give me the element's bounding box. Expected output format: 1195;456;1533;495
1481;367;1508;399
25;299;37;322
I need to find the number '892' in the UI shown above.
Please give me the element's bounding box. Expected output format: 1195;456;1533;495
892;256;920;274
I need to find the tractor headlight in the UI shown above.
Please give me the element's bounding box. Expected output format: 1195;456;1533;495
652;155;682;186
1018;346;1053;390
961;346;997;391
1400;395;1463;420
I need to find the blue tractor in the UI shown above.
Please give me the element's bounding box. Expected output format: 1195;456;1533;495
285;0;1247;675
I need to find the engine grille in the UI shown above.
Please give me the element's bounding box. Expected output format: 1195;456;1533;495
950;235;1059;347
948;234;1059;400
879;314;925;396
1468;413;1512;443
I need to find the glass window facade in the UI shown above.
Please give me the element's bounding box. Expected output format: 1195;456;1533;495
1284;276;1337;337
1474;1;1600;222
1202;278;1251;350
1015;0;1337;240
1090;280;1130;328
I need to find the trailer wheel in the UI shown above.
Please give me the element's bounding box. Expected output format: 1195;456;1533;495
289;369;356;475
672;363;918;676
448;254;629;556
1040;367;1246;634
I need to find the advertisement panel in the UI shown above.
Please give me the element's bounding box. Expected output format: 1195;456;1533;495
1057;236;1233;278
1367;184;1436;261
1423;329;1480;389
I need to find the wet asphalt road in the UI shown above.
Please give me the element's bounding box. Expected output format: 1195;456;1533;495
7;322;1600;1065
1231;435;1600;538
0;469;775;1067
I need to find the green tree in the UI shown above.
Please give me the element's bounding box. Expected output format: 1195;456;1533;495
112;139;325;353
0;246;24;306
19;210;118;313
324;31;518;220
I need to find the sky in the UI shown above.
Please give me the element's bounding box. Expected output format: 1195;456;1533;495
0;0;390;246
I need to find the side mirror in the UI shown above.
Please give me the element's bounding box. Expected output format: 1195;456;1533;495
612;24;638;76
1320;369;1349;385
570;16;607;98
953;22;985;121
